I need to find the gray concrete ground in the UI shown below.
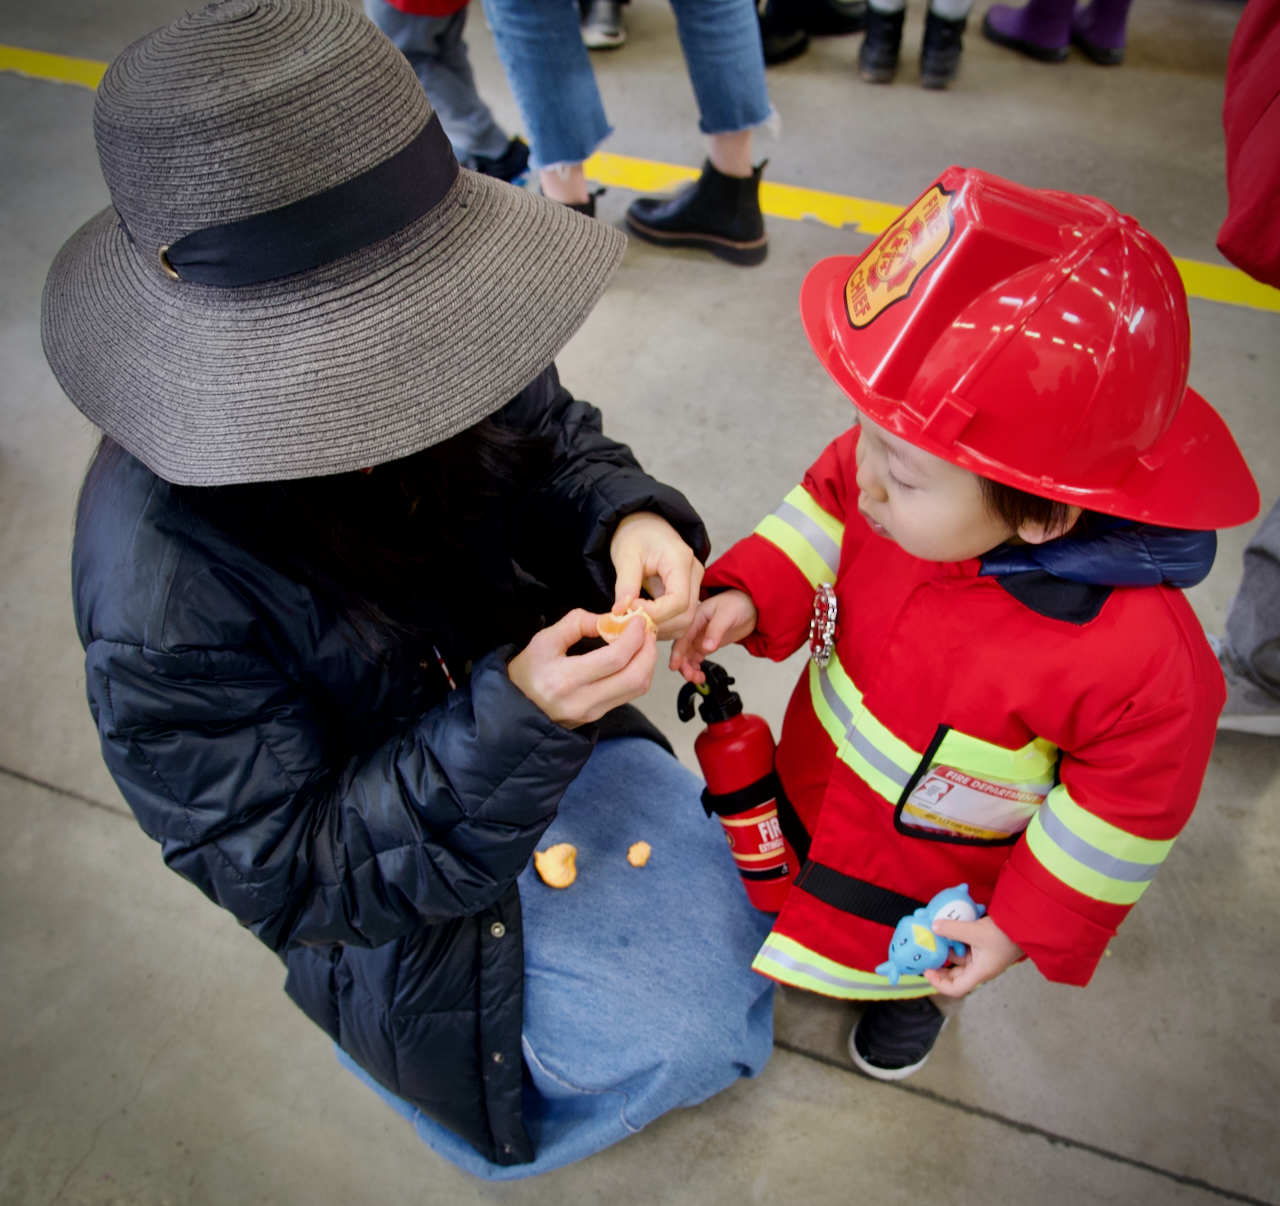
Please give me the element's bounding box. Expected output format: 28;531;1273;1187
2;0;1277;1203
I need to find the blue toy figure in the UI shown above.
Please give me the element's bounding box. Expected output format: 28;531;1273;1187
876;884;987;986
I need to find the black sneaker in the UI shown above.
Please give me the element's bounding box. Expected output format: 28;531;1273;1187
625;160;768;266
849;997;948;1080
581;0;626;48
920;10;965;88
469;137;530;185
859;8;905;83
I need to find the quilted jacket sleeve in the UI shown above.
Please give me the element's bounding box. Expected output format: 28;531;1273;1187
703;423;864;661
494;366;710;609
84;633;593;955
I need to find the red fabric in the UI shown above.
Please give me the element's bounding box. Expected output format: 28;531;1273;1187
704;426;1224;988
1216;0;1280;289
380;0;469;16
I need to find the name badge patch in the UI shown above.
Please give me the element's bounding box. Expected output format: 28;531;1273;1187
845;185;954;329
901;764;1046;841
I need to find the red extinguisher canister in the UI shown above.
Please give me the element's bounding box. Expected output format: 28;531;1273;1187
678;661;800;913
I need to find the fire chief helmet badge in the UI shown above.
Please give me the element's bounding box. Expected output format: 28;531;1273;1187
802;167;1260;532
845;185;956;329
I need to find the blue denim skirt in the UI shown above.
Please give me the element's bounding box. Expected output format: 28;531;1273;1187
338;736;775;1178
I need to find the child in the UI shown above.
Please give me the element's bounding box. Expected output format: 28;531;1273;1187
672;167;1260;1080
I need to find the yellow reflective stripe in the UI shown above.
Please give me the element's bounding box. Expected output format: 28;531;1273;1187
819;653;917;803
1047;787;1176;865
847;696;918;791
753;485;843;588
785;485;845;548
753;932;934;999
1024;785;1173;906
755;515;831;588
806;650;1060;813
935;729;1058;785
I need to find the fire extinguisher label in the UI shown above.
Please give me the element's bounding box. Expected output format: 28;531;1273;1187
720;801;790;881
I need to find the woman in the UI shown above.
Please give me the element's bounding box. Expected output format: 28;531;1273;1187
44;0;773;1179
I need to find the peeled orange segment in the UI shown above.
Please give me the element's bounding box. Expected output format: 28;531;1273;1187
627;841;652;868
597;607;658;642
533;843;578;889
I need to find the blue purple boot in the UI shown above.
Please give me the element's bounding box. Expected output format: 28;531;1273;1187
1071;0;1133;64
981;0;1073;61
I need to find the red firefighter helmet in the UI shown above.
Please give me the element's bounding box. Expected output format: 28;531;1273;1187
799;166;1259;530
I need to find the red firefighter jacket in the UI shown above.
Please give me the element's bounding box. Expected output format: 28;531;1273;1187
703;425;1224;996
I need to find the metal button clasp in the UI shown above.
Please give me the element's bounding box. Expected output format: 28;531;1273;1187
809;583;837;668
157;245;180;280
490;922;506;938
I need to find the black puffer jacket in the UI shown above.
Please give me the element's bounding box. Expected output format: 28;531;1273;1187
72;366;707;1166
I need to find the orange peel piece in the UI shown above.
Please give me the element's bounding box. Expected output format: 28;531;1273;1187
533;843;578;889
597;607;658;642
627;841;652;868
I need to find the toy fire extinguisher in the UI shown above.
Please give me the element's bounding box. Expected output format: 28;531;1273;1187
677;661;800;913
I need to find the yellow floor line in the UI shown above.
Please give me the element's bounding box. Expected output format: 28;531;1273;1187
0;45;106;89
586;151;1280;315
1171;257;1280;316
5;44;1278;316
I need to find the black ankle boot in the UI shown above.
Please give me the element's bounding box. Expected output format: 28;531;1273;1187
920;10;966;88
625;160;768;266
759;0;811;65
859;7;905;82
565;188;605;218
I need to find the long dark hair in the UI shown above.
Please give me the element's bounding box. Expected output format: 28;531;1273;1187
80;418;553;661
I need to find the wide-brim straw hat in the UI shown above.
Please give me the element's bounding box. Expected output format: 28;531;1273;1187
42;0;626;486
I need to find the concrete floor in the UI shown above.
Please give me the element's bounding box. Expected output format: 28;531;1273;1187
2;0;1278;1202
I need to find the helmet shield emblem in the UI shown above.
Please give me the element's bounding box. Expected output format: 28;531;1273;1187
845;186;954;329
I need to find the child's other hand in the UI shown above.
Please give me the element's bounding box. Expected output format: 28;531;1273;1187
924;915;1023;998
669;590;758;682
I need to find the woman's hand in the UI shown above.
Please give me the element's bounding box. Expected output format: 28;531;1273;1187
508;608;658;729
669;590;759;683
924;916;1023;998
609;512;704;640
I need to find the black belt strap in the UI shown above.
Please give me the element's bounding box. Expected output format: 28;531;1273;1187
701;770;785;819
703;772;814;862
794;861;925;927
774;789;811;864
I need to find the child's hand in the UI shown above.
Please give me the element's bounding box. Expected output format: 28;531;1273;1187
669;590;758;683
924;915;1023;998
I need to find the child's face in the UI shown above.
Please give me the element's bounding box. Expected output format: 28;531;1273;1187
854;414;1016;563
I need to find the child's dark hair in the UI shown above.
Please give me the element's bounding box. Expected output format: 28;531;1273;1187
980;477;1076;536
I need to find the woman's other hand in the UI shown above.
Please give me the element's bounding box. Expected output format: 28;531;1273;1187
508;609;658;729
923;916;1023;998
609;512;704;640
669;590;758;683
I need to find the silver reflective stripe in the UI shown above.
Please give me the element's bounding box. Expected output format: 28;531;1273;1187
1039;803;1160;882
775;500;841;577
758;944;920;994
817;664;912;789
818;663;855;731
847;725;912;789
